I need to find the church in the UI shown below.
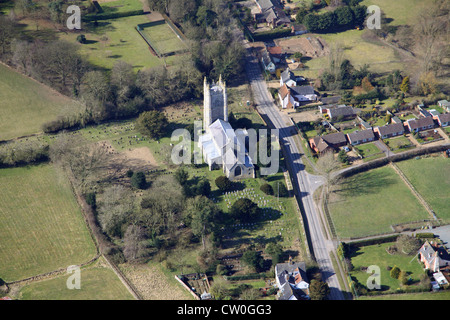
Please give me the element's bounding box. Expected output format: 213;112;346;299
199;76;255;180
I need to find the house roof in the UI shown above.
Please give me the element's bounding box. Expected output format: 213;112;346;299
328;105;354;119
438;100;450;107
267;46;282;56
280;68;296;84
278;84;290;100
290;85;315;96
419;241;450;270
437;113;450;124
276;261;309;300
407;117;434;130
376;123;405;136
322;132;347;145
347;129;375;143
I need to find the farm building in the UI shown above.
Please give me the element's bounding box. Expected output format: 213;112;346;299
346;129;375;146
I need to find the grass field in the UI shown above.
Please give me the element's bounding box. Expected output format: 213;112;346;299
0;165;97;282
384;135;415;153
18;259;134;300
328;165;429;238
395;156;450;221
0;63;83;141
358;290;450;300
349;242;427;294
58;15;179;71
141;22;187;56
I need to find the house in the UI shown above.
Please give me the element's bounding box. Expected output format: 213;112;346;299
419;108;432;118
406;117;435;133
254;0;290;29
279;68;297;87
278;84;317;109
326;105;355;121
275;259;309;300
267;46;284;64
309;132;347;154
261;48;276;73
199;77;255;180
418;241;450;273
437;100;450;112
429;109;440;117
347;129;375;146
374;123;405;139
434;113;450;127
291;23;308;35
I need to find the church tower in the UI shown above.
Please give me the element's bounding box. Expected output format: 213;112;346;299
203;75;228;130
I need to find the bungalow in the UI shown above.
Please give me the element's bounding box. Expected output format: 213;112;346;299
347;129;375;146
374;123;405;139
437;100;450;112
434;113;450;127
406;117;435;133
278;84;317;109
419;241;450;273
419;108;432;118
391;116;402;124
275;259;309;300
326;105;355;121
309;132;347;154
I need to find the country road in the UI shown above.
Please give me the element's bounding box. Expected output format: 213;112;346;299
243;45;345;300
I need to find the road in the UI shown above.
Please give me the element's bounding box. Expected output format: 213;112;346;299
243;45;345;300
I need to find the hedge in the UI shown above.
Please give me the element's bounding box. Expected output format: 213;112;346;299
83;9;144;21
251;28;292;41
223;273;264;281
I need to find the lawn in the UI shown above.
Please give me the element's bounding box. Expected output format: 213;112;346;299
0;63;84;141
355;142;384;162
349;242;427;295
395;156;450;221
328;165;429;239
384;135;415;153
0;165;97;282
358;290;450;300
18;259;135;300
141;22;187;56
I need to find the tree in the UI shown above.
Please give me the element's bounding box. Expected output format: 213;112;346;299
265;243;283;265
316;151;341;196
215;175;232;192
185;196;219;249
309;279;330;300
390;265;401;279
131;171;147;189
136;110;169;140
0;16;15;55
400;76;410;93
396;235;422;255
230;198;259;223
174;166;189;186
241;250;264;273
123;224;148;261
260;183;274;195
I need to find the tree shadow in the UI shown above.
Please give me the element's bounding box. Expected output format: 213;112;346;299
332;169;396;197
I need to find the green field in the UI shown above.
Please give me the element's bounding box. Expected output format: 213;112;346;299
395;156;450;221
0;165;97;282
141;22;187;55
349;242;427;294
0;63;83;141
58;15;178;71
19;261;134;300
384;135;415;153
328;165;429;238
